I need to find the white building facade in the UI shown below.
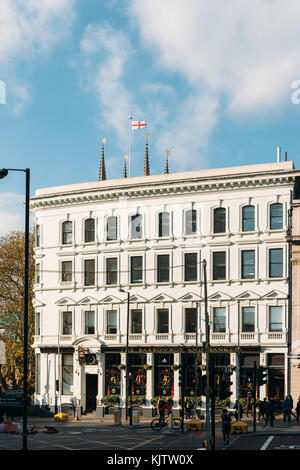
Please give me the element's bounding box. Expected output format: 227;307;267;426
31;161;298;416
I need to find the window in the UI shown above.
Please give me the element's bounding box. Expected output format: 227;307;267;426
84;218;95;243
61;261;72;282
213;307;226;332
130;256;143;284
158;212;170;237
62;354;73;395
35;312;40;335
242;307;255;332
35;354;41;394
107;216;118;241
270;203;283;230
242;205;255;232
241;250;255;279
184;253;197;281
131;214;142;239
85;311;95;334
269;248;283;278
106;258;118;285
36;263;41;284
157;254;170;282
185;308;197;333
36;224;40;247
269;306;282;332
107;310;117;334
213;251;226;280
62;311;72;335
185;209;197;235
84;259;95;286
213;207;226;233
157;309;169;333
131;309;142;333
62;221;72;245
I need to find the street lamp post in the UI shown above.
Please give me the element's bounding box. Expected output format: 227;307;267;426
120;289;130;422
0;168;30;451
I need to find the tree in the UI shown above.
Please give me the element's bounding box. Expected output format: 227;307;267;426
0;230;35;394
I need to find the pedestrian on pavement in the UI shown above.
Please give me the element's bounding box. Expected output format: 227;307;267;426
296;396;300;421
246;392;252;417
234;400;243;421
264;397;275;427
221;409;231;446
258;398;266;424
289;395;296;419
282;395;293;422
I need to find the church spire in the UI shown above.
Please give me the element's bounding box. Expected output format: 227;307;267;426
164;150;170;174
143;134;150;176
98;137;107;181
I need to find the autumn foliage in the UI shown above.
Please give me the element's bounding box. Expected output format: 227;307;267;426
0;231;35;393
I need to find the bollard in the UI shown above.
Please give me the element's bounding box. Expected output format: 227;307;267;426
132;410;140;426
113;409;122;425
168;413;173;432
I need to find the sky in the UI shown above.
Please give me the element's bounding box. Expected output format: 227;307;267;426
1;0;300;235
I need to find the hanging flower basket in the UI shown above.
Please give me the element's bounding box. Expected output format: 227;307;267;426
144;364;152;371
229;364;236;372
101;395;120;405
172;364;179;371
200;365;207;371
117;364;126;371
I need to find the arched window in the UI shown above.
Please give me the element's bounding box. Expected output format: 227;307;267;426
185;209;197;235
62;221;72;245
106;216;118;241
213;207;226;233
84;218;95;243
270;203;283;229
158;212;170;237
242;205;255;232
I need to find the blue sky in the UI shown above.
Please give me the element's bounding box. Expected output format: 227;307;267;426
1;0;300;234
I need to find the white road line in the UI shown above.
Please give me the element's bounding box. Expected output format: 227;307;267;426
260;435;274;450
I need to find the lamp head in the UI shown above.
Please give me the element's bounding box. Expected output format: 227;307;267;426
0;168;8;179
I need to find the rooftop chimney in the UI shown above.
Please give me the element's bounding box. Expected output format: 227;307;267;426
277;146;281;163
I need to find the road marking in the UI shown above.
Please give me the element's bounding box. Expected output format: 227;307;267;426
128;434;163;450
260;435;274;450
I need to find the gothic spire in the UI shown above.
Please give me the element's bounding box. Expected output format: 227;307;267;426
98;137;106;181
143;134;150;176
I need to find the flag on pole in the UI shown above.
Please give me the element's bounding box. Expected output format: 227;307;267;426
131;120;147;130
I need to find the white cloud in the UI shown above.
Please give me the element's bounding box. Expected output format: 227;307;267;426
0;0;76;113
0;193;27;236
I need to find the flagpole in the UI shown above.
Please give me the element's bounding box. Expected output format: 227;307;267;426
128;114;133;177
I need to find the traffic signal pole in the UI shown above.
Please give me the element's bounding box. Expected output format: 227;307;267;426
203;260;211;449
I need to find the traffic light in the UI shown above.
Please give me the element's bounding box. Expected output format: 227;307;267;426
219;367;233;399
257;366;268;386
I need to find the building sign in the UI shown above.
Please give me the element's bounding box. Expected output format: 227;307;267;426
101;345;238;354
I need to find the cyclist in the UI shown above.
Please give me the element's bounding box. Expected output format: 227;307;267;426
157;397;172;424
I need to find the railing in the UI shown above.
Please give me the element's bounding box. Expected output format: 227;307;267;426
155;334;169;341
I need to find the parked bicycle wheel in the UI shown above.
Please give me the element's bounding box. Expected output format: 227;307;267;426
172;418;182;429
151;418;162;431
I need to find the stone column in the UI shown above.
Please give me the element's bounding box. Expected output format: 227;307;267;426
73;348;82;416
145;353;154;417
120;352;126;414
96;354;105;417
259;353;267;400
173;353;180;408
230;352;237;407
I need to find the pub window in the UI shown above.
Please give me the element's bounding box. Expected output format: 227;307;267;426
184;253;197;281
106;257;118;285
213;307;226;333
242;205;255;232
61;260;72;282
154;354;174;397
241;250;255;279
62;221;72;245
107;216;118;241
185;209;197;235
62;354;73;395
270;203;283;230
157;309;169;333
185;308;197;333
213;207;226;233
158;212;170;237
129;354;146;397
269;248;283;278
85;311;95;334
107;310;117;334
131;309;142;334
157;254;170;282
213;251;226;280
242;306;255;332
62;311;72;335
105;353;121;396
84;259;95;286
84;218;95;243
130;256;143;284
269;306;282;332
131;214;142;239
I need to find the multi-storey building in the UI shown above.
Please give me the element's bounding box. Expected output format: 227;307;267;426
30;155;299;416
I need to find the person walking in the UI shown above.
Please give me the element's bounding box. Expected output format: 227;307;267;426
282;395;292;423
234;400;243;421
258;398;266;424
264;397;275;427
221;409;232;446
295;396;300;421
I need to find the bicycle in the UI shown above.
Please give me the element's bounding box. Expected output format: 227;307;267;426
151;414;182;431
